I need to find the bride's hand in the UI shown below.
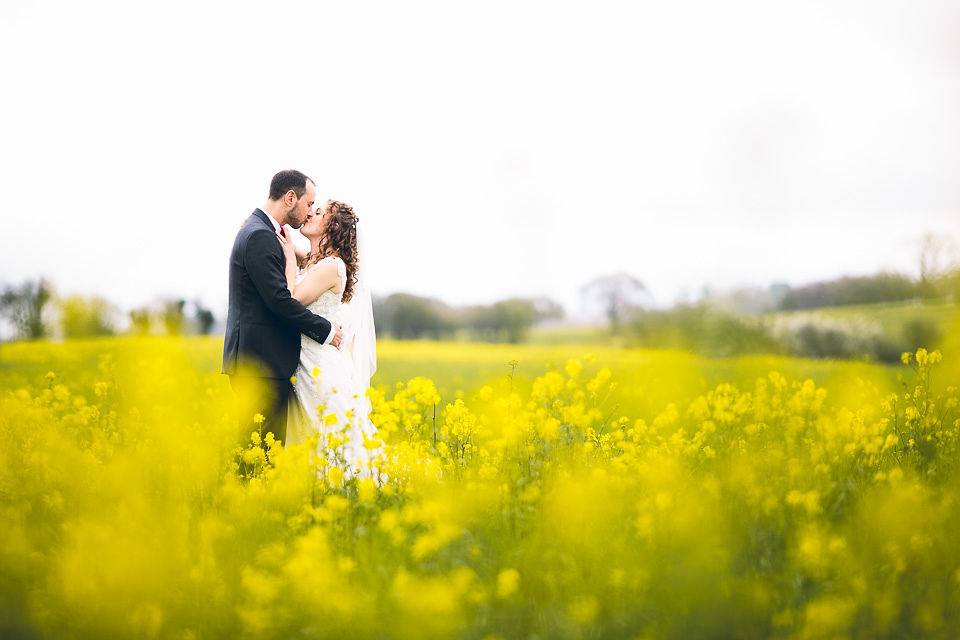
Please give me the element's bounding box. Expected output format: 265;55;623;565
278;231;297;268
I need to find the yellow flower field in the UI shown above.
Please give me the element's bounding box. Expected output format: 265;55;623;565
1;337;959;638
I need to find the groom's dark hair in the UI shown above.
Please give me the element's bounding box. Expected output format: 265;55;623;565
269;169;314;200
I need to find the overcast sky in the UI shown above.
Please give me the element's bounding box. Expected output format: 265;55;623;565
2;0;959;319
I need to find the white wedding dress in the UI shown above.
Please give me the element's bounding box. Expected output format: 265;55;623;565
286;256;382;480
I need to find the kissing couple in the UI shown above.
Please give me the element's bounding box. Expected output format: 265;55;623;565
221;169;381;480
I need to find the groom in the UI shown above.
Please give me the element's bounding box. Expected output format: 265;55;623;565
222;169;342;445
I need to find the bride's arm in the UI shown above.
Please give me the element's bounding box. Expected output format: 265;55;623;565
279;235;299;293
290;259;340;307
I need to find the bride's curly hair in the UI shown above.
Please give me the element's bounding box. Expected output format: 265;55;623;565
299;199;359;303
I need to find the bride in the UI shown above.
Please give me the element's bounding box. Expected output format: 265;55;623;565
278;199;382;481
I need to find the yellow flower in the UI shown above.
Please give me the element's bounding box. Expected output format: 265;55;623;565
538;417;560;441
362;433;383;450
327;466;344;487
242;447;266;465
358;477;377;502
496;568;520;599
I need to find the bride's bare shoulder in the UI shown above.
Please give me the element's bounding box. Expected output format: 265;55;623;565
301;257;338;280
313;255;345;277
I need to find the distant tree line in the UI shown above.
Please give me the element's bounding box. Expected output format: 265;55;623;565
0;279;217;341
624;302;944;363
127;299;216;337
615;265;960;363
0;278;564;345
778;234;959;311
4;240;957;350
701;268;960;316
584;249;960;363
778;273;930;310
373;294;564;343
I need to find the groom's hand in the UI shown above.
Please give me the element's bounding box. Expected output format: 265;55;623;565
331;325;343;349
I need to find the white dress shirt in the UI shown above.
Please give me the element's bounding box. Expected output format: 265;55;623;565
259;208;336;346
265;212;282;237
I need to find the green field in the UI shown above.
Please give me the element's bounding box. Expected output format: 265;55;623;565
766;299;960;337
528;301;960;364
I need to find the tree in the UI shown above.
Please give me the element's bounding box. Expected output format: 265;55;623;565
464;297;564;343
129;308;154;335
914;233;960;300
374;293;456;340
917;233;957;299
0;278;52;340
778;273;919;310
529;297;566;323
59;295;116;338
940;266;960;302
161;299;187;335
193;301;216;335
581;273;651;332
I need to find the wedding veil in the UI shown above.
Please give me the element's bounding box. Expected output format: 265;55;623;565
343;224;377;392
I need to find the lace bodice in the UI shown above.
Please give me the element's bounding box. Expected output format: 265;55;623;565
297;256;349;331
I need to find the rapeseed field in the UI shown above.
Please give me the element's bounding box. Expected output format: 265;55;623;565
1;337;958;638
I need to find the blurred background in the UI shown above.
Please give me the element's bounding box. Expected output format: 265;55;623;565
2;0;959;362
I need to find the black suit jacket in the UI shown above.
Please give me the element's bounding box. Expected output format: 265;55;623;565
221;209;333;379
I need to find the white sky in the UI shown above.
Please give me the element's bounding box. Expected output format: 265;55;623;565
2;0;959;319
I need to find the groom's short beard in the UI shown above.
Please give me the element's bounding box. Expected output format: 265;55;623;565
284;205;301;228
